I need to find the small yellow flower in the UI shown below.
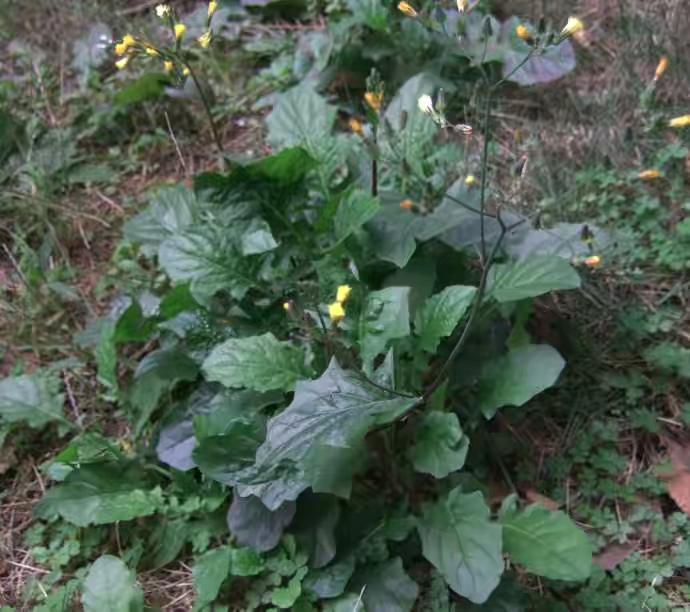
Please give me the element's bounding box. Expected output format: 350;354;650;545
638;169;662;181
174;23;187;41
336;285;352;304
669;115;690;128
584;255;602;268
208;1;219;17
115;34;136;56
400;199;414;211
457;0;468;12
654;56;669;80
182;66;190;77
155;3;171;18
349;118;364;136
516;24;532;43
164;60;174;73
282;301;291;312
561;16;585;38
328;302;346;324
115;56;131;70
397;1;417;17
417;94;434;115
198;30;213;49
145;46;160;57
465;174;476;187
364;91;383;114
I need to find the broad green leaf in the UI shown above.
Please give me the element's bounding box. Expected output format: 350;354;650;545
349;557;419;612
0;372;65;428
203;333;309;392
417;488;503;604
359;287;411;368
488;256;580;303
408;411;469;478
81;555;143;612
124;185;197;257
414;285;477;353
323;593;365;612
384;257;436;317
292;493;340;568
238;358;418;510
113;300;157;344
240;218;279;255
95;320;118;400
304;556;356;599
478;345;565;418
146;519;190;570
227;495;296;553
193;546;231;607
230;547;265;577
272;574;304;609
334;189;380;242
501;505;592;581
36;463;159;527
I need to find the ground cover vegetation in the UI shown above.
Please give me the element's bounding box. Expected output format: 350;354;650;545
1;0;690;610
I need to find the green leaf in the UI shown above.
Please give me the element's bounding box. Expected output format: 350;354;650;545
95;320;118;399
36;463;158;527
501;505;592;581
334;189;380;242
238;359;418;510
417;488;503;604
240;219;279;255
323;593;365;612
304;556;356;599
81;555;143;612
115;73;169;106
414;286;477;352
408;411;469;478
349;557;419;612
203;333;309;392
359;287;411;368
272;574;304;609
193;546;231;607
644;342;690;378
478;345;565;418
227;495;296;553
230;547;265;577
0;372;65;428
488;256;580;303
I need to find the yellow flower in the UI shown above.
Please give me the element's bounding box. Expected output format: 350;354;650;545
282;301;291;312
174;23;187;41
115;56;131;70
198;30;213;49
638;169;661;181
208;0;219;17
516;24;532;43
457;0;467;12
654;56;669;80
584;255;602;268
465;174;476;187
115;34;136;56
328;302;346;324
182;67;190;77
155;4;171;18
417;94;434;115
349;118;364;136
145;46;160;57
561;16;585;38
669;115;690;128
364;91;383;114
336;285;352;304
164;60;174;73
397;1;418;17
400;199;414;211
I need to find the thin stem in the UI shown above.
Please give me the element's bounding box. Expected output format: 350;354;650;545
182;61;223;159
443;191;497;219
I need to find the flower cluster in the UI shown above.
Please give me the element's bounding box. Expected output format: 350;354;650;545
328;285;352;325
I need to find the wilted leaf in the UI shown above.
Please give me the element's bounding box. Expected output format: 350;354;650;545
501;504;592;581
349;557;419;612
203;333;309;392
414;285;477;352
417;488;503;604
408;411;469;478
593;543;636;571
0;371;65;428
227;495;296;553
82;555;143;612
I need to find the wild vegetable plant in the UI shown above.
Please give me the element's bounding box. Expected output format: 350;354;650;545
22;3;617;609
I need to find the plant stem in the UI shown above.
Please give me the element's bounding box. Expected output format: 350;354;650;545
183;61;223;159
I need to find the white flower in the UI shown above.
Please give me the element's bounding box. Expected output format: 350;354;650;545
417;94;434;115
155;4;171;18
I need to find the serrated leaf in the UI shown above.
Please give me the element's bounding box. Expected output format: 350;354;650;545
304;556;356;599
81;555;143;612
501;505;592;581
203;333;309;392
414;286;477;352
359;287;411;368
193;546;231;607
228;495;296;553
478;345;565;418
488;256;580;303
349;557;419;612
0;372;65;428
334;189;380;242
237;359;418;510
36;463;158;527
408;411;469;478
417;488;503;604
